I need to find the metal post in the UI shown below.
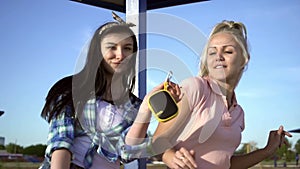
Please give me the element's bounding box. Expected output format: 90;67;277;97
126;0;147;99
125;0;147;168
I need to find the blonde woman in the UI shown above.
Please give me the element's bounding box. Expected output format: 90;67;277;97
126;20;292;169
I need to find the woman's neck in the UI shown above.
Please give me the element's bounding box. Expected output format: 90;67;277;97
215;79;235;108
103;74;128;102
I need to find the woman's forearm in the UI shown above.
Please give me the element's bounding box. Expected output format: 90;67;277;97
231;126;292;169
125;100;152;145
125;120;150;145
230;148;271;169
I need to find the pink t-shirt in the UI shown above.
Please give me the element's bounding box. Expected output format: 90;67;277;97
174;76;244;169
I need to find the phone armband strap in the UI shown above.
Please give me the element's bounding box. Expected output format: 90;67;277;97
148;81;178;122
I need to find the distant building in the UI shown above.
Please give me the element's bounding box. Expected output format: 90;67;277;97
0;136;4;146
0;150;23;161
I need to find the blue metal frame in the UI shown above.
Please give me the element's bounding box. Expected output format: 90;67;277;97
70;0;208;12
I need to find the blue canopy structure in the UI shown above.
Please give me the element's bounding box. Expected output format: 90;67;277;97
289;128;300;133
0;111;4;117
70;0;208;12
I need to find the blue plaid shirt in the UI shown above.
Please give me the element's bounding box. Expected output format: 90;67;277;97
44;94;154;168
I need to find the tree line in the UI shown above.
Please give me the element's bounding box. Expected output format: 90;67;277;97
0;138;299;160
0;143;46;157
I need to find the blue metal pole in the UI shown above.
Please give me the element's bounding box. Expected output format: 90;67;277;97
126;0;147;99
126;0;147;168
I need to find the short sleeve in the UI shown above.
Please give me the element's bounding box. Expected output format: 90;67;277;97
45;105;75;159
180;77;206;111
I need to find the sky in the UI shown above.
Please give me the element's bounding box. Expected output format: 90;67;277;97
0;0;299;151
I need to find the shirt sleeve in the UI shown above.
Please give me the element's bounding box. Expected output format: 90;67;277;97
117;127;154;163
180;76;205;111
45;105;75;159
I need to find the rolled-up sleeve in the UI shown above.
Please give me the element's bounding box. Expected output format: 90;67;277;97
45;105;75;159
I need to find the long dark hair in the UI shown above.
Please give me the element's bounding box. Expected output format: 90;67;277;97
41;22;138;122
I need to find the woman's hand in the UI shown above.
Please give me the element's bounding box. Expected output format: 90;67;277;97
163;147;197;169
263;125;292;156
136;81;182;123
165;81;182;103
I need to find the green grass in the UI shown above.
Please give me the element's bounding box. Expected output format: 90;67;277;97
0;161;298;169
0;162;41;169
